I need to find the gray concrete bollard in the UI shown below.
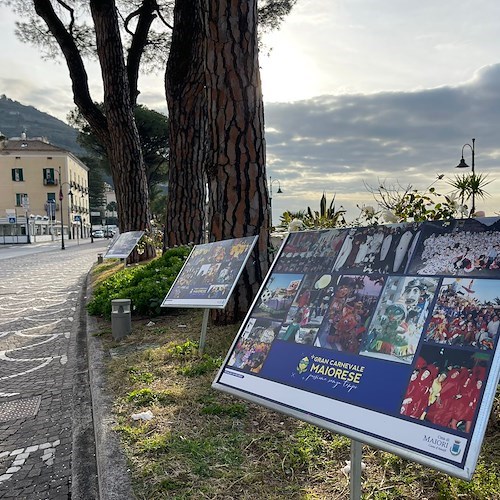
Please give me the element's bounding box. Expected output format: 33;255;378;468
97;253;103;264
111;299;132;340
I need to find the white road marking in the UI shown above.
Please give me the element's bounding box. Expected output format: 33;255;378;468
0;439;61;485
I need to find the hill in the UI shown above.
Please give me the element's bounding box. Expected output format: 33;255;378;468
0;94;84;156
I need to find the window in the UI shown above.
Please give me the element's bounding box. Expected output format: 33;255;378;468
15;193;28;206
46;194;57;219
43;168;57;185
11;168;24;182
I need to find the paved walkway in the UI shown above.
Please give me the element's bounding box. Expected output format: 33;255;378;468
0;241;107;499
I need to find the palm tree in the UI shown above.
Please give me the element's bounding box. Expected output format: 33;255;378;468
448;173;491;216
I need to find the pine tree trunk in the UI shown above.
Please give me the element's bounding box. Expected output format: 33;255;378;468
165;0;208;247
204;0;271;324
91;0;154;262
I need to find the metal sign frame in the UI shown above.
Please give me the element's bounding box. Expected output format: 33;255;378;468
213;218;500;480
105;231;145;259
161;236;258;310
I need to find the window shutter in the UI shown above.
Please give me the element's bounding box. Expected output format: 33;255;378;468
12;169;23;181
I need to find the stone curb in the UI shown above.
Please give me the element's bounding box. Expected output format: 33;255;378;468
85;276;136;500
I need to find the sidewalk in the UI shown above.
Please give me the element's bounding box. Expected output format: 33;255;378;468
81;275;135;500
0;238;109;261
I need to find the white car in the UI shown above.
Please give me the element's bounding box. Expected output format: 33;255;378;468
93;230;105;238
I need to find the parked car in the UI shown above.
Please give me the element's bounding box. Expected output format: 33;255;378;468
104;229;116;238
93;230;105;238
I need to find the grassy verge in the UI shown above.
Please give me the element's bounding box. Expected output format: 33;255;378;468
93;312;500;500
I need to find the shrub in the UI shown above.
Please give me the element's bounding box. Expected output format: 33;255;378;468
87;246;190;318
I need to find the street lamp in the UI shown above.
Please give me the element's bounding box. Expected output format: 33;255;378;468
67;190;73;239
455;138;476;215
59;175;73;240
60;184;73;240
269;176;283;229
58;166;65;250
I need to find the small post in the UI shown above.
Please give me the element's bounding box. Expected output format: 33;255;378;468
111;299;132;340
59;167;65;250
199;309;210;356
350;440;363;500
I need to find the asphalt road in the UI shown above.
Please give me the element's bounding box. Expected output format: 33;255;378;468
0;239;108;499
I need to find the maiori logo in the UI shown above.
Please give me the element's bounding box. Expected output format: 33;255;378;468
297;357;310;374
450;440;461;456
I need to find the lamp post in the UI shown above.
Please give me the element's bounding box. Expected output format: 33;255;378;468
455;138;476;215
22;195;30;244
58;168;74;244
67;190;73;239
58;167;65;250
59;184;73;240
269;176;283;230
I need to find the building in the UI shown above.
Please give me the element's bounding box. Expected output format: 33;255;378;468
0;134;91;244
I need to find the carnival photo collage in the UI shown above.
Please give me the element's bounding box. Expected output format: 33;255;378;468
168;237;255;301
227;219;500;434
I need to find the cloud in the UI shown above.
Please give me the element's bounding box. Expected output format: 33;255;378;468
265;64;500;219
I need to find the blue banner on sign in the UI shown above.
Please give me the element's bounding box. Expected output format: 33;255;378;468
259;342;410;414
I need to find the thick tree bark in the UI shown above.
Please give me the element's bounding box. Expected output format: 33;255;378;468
91;0;154;261
203;0;271;323
33;0;154;262
165;0;208;247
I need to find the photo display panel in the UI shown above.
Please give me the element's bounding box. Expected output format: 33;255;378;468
161;236;258;309
213;218;500;480
105;231;145;259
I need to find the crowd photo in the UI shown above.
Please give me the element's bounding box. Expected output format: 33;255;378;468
425;278;500;350
408;220;500;277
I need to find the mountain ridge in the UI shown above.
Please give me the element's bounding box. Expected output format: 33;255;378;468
0;94;84;157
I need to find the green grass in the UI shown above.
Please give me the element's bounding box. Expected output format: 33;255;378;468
126;388;175;407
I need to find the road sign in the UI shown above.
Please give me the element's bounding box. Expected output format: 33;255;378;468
74;215;82;222
8;216;16;224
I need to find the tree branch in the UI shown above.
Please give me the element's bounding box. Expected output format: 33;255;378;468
33;0;108;141
54;0;75;35
126;0;158;106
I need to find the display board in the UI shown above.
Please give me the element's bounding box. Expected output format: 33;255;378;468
105;231;144;259
213;218;500;480
161;236;258;309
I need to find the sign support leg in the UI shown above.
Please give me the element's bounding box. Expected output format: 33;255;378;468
350;440;362;500
199;308;210;356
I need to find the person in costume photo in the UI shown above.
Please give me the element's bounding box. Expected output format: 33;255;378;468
401;358;436;419
360;276;437;363
279;316;301;342
401;346;488;434
227;318;280;373
314;275;383;352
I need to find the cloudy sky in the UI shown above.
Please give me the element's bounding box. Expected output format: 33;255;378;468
1;0;499;221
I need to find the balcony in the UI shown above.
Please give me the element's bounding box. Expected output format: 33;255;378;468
43;178;58;186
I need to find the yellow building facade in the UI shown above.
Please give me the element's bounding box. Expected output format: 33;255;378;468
0;136;90;243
